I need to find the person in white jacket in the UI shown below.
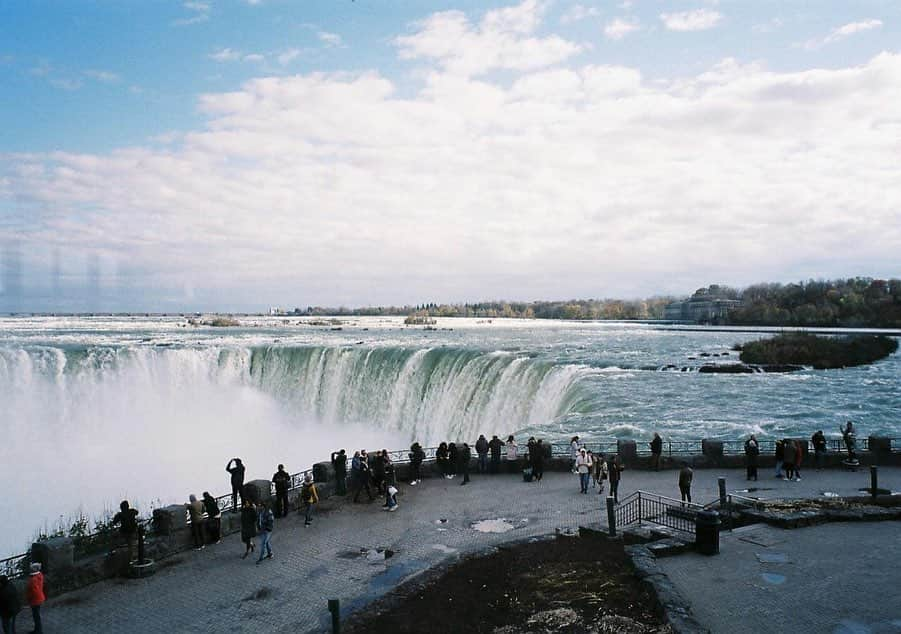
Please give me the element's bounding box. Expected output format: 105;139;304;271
576;448;593;494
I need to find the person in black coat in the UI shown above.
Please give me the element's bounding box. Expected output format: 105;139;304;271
240;499;257;559
0;574;22;634
372;451;387;494
409;443;425;484
532;440;545;481
272;464;291;518
459;443;472;485
650;433;663;471
202;492;222;544
435;442;449;478
226;458;246;512
744;435;760;481
475;435;489;473
488;435;503;474
447;443;458;477
112;500;139;561
331;450;348;495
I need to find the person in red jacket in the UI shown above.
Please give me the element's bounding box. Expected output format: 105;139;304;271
26;563;45;634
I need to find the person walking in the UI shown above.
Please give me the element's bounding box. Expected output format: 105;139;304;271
186;494;206;551
576;448;592;494
272;464;291;518
352;451;374;502
226;458;246;512
256;502;275;564
678;463;693;505
532;439;545;482
475;434;489;473
436;442;450;479
782;439;796;481
459;442;472;485
594;452;608;494
505;435;518;473
25;563;44;634
409;442;425;484
0;575;21;634
811;431;827;470
331;449;348;495
744;435;759;481
793;440;803;481
774;440;785;479
240;499;257;559
384;484;399;511
650;433;663;471
202;492;222;544
608;455;623;503
300;474;319;526
569;436;581;473
488;435;503;474
112;499;139;562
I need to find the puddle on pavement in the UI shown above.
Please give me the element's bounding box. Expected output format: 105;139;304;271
756;552;789;564
761;573;786;585
337;548;395;562
471;518;515;533
369;560;429;590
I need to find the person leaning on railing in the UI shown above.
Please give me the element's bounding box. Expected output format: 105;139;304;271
112;500;139;562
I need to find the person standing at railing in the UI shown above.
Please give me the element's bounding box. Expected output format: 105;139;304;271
811;431;827;471
256;502;275;564
678;463;693;505
372;450;387;494
240;499;257;559
488;435;504;474
774;440;785;479
25;563;44;634
331;449;348;495
569;436;581;473
409;443;425;485
782;440;796;481
0;574;22;634
448;443;459;478
608;455;623;503
352;451;374;503
576;448;592;494
744;435;759;481
505;435;518;474
186;494;206;551
533;439;546;482
650;433;663;471
300;474;319;527
593;452;608;494
436;442;450;479
272;464;291;518
226;458;246;513
202;492;221;544
112;500;139;562
459;442;472;485
792;440;803;482
475;434;489;473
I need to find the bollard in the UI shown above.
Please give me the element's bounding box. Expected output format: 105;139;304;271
870;466;878;498
718;477;726;506
606;496;617;537
695;510;721;555
137;524;146;565
328;598;340;634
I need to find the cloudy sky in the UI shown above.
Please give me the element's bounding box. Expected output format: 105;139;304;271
1;0;900;312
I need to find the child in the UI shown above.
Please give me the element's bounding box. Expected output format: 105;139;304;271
384;485;399;512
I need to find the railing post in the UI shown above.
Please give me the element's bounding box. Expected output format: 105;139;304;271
870;466;878;498
328;598;340;633
637;491;642;526
606;496;616;537
718;477;726;506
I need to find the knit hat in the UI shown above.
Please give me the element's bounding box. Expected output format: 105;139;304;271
30;563;42;574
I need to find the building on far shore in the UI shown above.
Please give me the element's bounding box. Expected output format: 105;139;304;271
664;286;742;323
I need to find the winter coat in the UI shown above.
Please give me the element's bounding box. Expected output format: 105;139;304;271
203;495;221;519
782;441;796;466
608;459;623;483
650;436;663;455
26;572;45;607
745;439;759;467
0;580;21;617
475;437;489;455
459;445;472;466
227;462;245;487
488;437;503;458
186;499;204;524
272;470;291;492
576;454;592;474
505;441;518;461
240;506;258;541
301;483;319;505
679;467;693;489
258;508;275;533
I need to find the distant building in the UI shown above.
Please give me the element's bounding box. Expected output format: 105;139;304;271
269;307;281;316
664;286;742;323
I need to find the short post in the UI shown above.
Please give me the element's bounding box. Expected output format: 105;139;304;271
718;477;727;506
328;598;340;633
870;466;878;498
606;496;616;537
137;524;146;565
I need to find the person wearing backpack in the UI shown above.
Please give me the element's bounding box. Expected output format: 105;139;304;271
300;474;319;527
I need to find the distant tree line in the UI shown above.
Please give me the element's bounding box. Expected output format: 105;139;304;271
291;298;675;320
724;278;901;328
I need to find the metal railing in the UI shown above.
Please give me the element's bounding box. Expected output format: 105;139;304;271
614;490;704;535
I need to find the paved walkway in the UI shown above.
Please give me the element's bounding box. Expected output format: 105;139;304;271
25;466;900;633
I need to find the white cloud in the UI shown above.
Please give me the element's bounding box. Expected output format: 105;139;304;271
243;54;265;63
395;0;582;77
660;9;722;32
560;4;600;25
277;48;301;66
604;18;640;40
3;3;901;306
209;47;242;62
801;19;883;50
49;78;82;91
173;1;211;26
318;31;344;47
84;69;120;83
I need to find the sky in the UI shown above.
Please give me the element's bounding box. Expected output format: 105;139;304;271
1;0;900;312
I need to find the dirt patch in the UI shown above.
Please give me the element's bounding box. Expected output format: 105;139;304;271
345;535;669;634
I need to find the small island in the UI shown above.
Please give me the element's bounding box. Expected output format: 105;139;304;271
738;332;899;369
